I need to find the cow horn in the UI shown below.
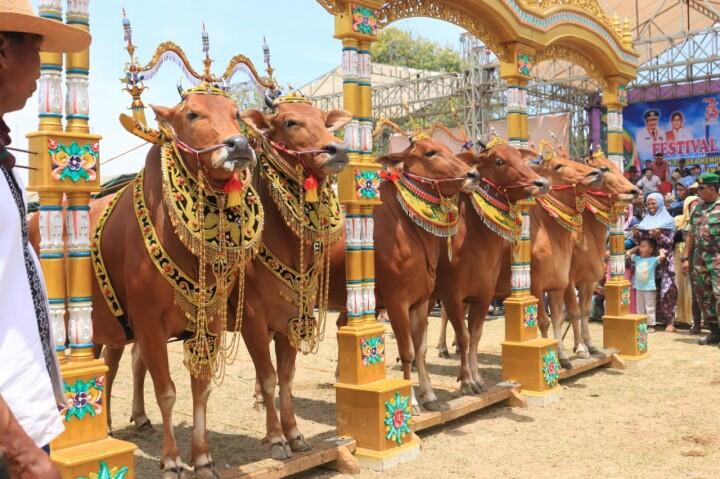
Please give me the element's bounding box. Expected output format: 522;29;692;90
177;80;184;98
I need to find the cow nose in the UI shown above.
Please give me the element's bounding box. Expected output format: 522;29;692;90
325;142;348;162
534;178;550;189
466;170;480;182
224;135;251;153
629;186;641;196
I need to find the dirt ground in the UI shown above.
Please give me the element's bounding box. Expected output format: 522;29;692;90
108;313;720;479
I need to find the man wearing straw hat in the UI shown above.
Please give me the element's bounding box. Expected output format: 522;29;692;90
0;1;90;476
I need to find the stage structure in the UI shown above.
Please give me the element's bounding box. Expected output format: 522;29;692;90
318;0;640;469
26;1;136;478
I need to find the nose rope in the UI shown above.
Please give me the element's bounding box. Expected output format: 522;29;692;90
480;177;542;206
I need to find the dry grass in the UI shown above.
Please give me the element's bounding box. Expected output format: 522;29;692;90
108;314;720;479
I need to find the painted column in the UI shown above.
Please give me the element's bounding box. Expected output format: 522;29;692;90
27;2;137;476
333;3;418;469
602;80;647;362
499;47;561;404
589;94;603;152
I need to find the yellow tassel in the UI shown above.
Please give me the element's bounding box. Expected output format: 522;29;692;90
304;175;319;203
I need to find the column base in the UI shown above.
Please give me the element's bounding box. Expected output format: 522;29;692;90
336;378;415;454
501;338;560;394
52;437;136;479
521;386;562;407
603;313;648;357
616;353;649;369
355;439;421;471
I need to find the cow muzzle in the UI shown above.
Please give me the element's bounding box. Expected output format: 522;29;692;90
321;142;349;174
215;134;257;171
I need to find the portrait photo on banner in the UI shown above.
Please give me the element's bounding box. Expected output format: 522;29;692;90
624;94;720;172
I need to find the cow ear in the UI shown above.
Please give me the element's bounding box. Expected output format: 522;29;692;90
456;151;482;167
240;109;271;135
376;152;405;170
325;109;352;132
150;104;174;123
519;147;538;164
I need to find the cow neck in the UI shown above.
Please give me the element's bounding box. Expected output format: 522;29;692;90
159;142;263;265
583;191;617;227
392;173;459;238
255;138;341;354
469;182;522;242
535;186;583;235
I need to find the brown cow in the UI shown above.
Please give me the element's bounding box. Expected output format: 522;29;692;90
564;152;640;358
239;102;351;460
334;138;481;413
29;91;258;478
435;143;550;393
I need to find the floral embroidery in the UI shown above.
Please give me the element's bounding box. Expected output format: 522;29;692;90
78;460;129;479
384;392;412;444
351;4;378;36
360;335;385;366
637;323;648;353
517;53;533;77
524;304;538;328
355;169;380;200
621;286;631;305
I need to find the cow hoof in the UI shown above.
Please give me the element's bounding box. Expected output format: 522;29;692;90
423;399;447;412
576;349;590;359
131;415;153;432
460;382;475;396
270;441;293;460
289;435;311;452
438;347;450;359
471;381;486;394
588;345;605;357
161;467;186;479
412;404;422;416
194;463;220;479
560;357;573;369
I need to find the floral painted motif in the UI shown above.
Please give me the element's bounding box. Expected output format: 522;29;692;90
351;4;378;36
78;461;129;479
617;85;627;106
360;335;385;366
542;350;561;387
384;392;412;444
355;169;380;200
517;53;533;77
637;323;648;353
621;286;631;305
523;303;538;328
49;138;98;183
59;376;104;421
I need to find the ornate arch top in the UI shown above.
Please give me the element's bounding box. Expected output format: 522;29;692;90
318;0;638;80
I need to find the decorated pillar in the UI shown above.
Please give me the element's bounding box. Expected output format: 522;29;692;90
26;2;137;477
332;2;418;470
602;79;648;362
498;47;561;404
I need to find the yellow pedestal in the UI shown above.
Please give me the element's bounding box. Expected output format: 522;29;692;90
604;281;631;317
504;295;540;342
603;313;649;358
502;338;561;394
337;322;386;385
51;359;136;478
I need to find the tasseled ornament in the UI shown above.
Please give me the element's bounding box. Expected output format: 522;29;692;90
224;170;243;208
304;175;319;203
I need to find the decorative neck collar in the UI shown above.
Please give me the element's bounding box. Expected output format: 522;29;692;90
392;173;459;237
536;188;583;234
470;183;522;242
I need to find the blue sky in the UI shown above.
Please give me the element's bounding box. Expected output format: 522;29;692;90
8;0;464;179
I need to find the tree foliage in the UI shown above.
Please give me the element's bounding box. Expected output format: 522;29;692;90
370;27;462;73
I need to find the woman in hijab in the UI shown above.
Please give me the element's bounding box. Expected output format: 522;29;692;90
675;195;702;332
633;192;678;331
668;176;693;217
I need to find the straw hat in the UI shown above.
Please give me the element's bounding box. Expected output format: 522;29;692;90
0;0;90;53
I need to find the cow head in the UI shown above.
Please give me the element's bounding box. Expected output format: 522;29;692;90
458;143;550;202
526;145;603;193
377;138;480;196
241;102;352;179
585;152;641;201
151;92;255;189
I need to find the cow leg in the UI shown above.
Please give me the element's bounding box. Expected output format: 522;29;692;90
537;294;551;339
275;334;310;453
410;301;441;411
253;334;274;410
436;306;451;359
443;299;476;393
564;286;588;359
137;336;186;478
548;291;573;369
130;342;152;430
578;282;602;355
466;302;489;393
242;320;289;460
190;376;218;479
385;302;418;414
102;345;123;433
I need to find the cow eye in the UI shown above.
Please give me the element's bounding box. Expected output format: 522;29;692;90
284;119;298;128
554;164;564;171
495;159;505;166
600;166;610;173
424;150;437;157
187;111;199;121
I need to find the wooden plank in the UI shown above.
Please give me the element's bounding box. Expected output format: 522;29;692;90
220;438;356;479
412;383;520;432
559;349;617;381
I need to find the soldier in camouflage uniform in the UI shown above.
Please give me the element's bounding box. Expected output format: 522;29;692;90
682;173;720;346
